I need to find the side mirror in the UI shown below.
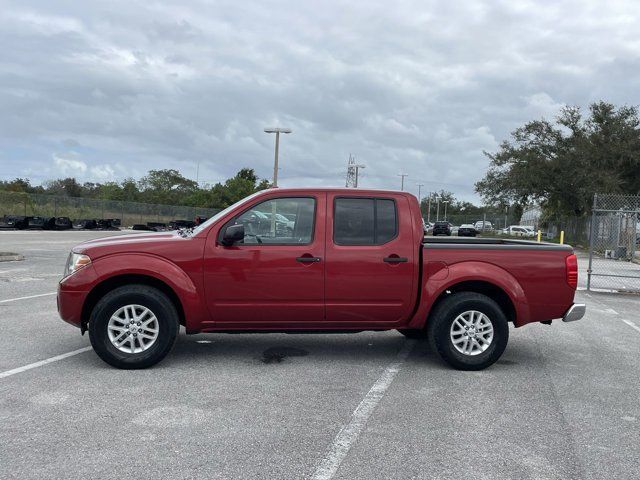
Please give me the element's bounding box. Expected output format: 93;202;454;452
221;224;244;246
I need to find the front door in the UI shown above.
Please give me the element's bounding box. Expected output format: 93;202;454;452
204;193;326;327
324;194;416;325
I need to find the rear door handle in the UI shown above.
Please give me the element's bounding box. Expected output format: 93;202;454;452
383;256;408;263
296;256;321;263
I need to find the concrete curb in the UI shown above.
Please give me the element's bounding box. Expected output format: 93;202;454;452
0;252;25;262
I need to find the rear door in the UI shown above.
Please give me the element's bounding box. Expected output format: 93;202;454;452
324;194;416;325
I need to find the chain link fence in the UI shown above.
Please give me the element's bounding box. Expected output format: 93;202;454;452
588;194;640;292
0;191;220;228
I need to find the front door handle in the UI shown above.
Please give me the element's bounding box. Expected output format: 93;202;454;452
296;256;321;263
383;256;408;263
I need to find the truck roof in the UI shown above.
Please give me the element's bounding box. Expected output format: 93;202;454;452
263;187;411;195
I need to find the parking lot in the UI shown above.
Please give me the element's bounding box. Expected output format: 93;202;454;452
1;230;639;479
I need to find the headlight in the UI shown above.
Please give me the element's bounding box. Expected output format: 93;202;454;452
64;252;91;278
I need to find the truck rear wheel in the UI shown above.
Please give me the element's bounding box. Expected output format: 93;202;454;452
427;292;508;370
88;285;179;369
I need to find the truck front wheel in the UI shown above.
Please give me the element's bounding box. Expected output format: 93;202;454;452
88;285;179;369
427;292;508;370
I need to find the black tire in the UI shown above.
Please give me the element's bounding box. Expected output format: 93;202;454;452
397;328;429;339
427;292;508;370
88;285;179;369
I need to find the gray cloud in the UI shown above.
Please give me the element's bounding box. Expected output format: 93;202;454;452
1;0;639;201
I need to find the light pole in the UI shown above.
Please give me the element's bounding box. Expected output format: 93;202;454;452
264;127;292;187
427;193;432;223
398;173;408;191
417;183;424;216
436;196;440;221
443;200;449;222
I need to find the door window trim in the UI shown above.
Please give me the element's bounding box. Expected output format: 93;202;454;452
332;196;399;246
217;195;317;246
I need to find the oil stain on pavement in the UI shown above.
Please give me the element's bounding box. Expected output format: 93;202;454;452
261;346;309;364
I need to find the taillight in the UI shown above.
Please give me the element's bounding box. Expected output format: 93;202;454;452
565;254;578;289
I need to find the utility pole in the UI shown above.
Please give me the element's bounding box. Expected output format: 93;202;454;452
436;196;440;221
264;127;292;187
398;173;408;191
345;154;365;188
416;184;424;216
443;200;449;222
427;193;432;223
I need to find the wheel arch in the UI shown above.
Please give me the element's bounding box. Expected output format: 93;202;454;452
409;260;531;329
428;280;517;326
81;274;185;334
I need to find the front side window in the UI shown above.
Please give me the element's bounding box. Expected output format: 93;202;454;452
229;197;315;245
334;198;397;245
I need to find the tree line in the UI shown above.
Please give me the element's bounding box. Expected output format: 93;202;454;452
475;101;640;220
0;168;271;209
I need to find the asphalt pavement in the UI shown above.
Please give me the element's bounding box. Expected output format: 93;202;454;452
1;230;639;479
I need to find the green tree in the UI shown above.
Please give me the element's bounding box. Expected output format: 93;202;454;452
138;169;198;205
207;168;270;208
44;177;85;197
475;102;640;218
0;178;34;193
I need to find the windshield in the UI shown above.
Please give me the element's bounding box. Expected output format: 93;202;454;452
191;190;265;235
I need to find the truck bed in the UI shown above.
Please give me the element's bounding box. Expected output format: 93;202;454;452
423;236;572;250
420;236;575;326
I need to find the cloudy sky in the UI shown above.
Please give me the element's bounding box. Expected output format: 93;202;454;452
1;0;639;201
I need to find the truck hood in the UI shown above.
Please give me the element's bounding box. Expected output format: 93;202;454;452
73;231;186;257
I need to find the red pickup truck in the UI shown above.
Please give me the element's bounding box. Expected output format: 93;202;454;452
58;188;585;370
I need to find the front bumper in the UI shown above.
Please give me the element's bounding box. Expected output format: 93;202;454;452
58;264;97;329
57;284;88;328
562;303;586;322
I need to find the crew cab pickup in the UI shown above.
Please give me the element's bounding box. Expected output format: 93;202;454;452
58;188;585;370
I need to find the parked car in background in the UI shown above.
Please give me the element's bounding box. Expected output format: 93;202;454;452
457;224;477;237
474;221;493;231
74;219;97;230
0;215;29;229
169;219;196;230
432;221;452;236
503;226;535;237
53;217;73;230
147;222;168;231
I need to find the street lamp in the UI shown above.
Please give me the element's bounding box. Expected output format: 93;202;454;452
398;173;408;191
264;127;292;187
443;200;450;222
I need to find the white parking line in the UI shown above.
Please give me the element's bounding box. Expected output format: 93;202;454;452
622;319;640;335
0;347;92;379
0;292;57;304
581;293;639;335
311;341;415;480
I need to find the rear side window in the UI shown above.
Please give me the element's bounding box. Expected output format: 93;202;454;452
334;198;397;245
